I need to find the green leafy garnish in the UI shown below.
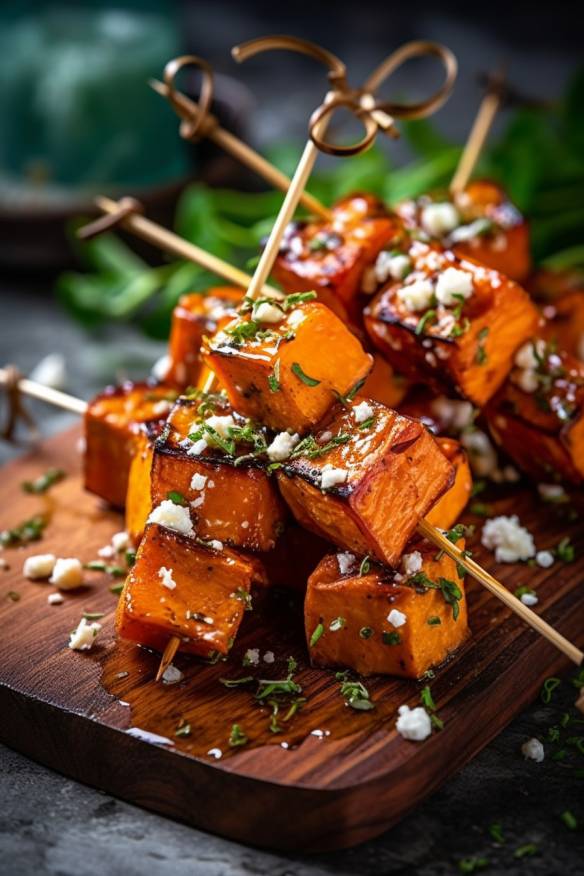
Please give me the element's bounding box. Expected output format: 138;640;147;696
458;857;489;873
359;626;374;639
268;360;281;392
415;308;437;335
359;556;371;576
22;468;65;494
334;377;366;407
175;720;191;738
513;844;538;859
337;674;375;711
0;514;47;547
228;723;248;747
167;490;187;506
310;623;324;647
219;676;255;688
427;616;441;626
291;362;321;387
561;810;578;830
488;822;505;844
382;631;401;645
474;327;490;365
555;537;575;562
541;676;561;704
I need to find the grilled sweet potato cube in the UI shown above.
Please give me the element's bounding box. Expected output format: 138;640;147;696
204;300;373;433
150;395;287;551
84;382;177;509
485;339;584;484
364;240;540;406
540;293;584;363
305;539;469;678
116;522;263;657
167;286;243;388
125;421;166;545
273;193;404;319
277;400;454;567
426;437;472;529
396;180;531;282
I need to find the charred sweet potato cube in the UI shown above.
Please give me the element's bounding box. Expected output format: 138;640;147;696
125;421;166;545
396;180;531;282
540;293;584;363
116;522;264;657
426;437;472;529
204;300;373;434
273;193;404;320
167;286;243;388
485;339;584;484
364;240;540;406
150;395;287;551
84;382;177;509
305;539;468;678
277;400;454;567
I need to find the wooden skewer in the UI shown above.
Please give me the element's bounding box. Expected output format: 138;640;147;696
150;78;332;221
450;82;502;195
0;368;87;415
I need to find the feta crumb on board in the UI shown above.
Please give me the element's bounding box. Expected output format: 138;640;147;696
397;278;434;313
69;618;101;651
49;557;84;590
387;609;407;628
396;705;432;741
321;465;348;490
460;429;499;478
521;737;544;762
158;566;176;590
435;267;474;306
244;648;260;666
48;592;64;605
111;531;130;553
23;553;56;580
421;202;459;236
267;431;300;462
263;651;275;664
147;500;194;537
536;550;554;569
481;515;536;563
353;401;374;424
520;592;539;607
161;664;183;685
430;397;475;434
337;551;356;576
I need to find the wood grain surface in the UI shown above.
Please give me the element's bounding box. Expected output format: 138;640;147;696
0;427;582;852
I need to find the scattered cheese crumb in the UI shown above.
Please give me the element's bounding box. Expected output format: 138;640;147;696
430;397;475;433
287;309;305;329
152;400;172;417
353;401;374;424
396;704;432;741
449;218;492;243
337;551;356;576
112;531;130;553
481;515;536;563
158;566;176;590
515;340;546;370
204;414;235;438
321;465;348;490
515;368;539;394
162;664;183;685
267;431;300;462
521;737;544;762
187;437;209;456
387;609;407;628
402;551;423;576
374;251;411;284
421;202;459;236
397;278;434;312
253;302;285;324
461;429;499;478
538;483;566;502
520;591;539;607
50;557;84;590
536;550;554;569
147;500;194;536
244;648;260;666
23;553;56;580
190;473;208;491
435;267;474;307
69;618;101;651
209;539;224;552
98;544;115;560
263;651;275;664
191;496;204;509
48;592;64;605
151;354;170;382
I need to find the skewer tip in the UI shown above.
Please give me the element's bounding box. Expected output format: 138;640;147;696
149;78;167;96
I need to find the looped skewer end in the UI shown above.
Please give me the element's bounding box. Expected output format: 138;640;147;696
77;196;144;241
0;365;39;444
157;55;218;142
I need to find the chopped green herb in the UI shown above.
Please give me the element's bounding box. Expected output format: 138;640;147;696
561;810;578;830
283;291;317;308
382;631;401;645
232;587;253;610
268;359;281;392
167;490;187;506
175;720;191;738
471;480;487;496
125;549;136;568
427;616;441;626
219;676;254;688
359;556;371;576
475;327;490;365
438;577;463;621
228;723;249;747
255;676;302;701
541;676;561;704
514;585;536;600
310;623;324;647
555;537;575;563
488;822;505;844
0;514;47;547
268;701;282;733
470;502;492;517
22;467;65;494
291;362;321;387
359;626;374;640
359;416;375;430
287;656;298;675
458;857;489;873
339;678;375;711
83;611;104;621
420;685;437;711
334;377;366;407
445;523;469;543
225;319;262;345
329;617;346;632
109;582;124;595
513;843;538;859
415;308;437;335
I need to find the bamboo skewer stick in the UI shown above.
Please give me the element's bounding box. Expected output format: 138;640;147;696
150;77;332;221
0;368;87;415
450;80;502;195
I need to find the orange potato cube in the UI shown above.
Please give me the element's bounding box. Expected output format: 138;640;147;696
364;241;540;406
540;292;584;363
485;339;584;484
426;437;472;529
150;395;287;551
84;382;177;509
167;286;243;388
116;522;264;657
305;538;469;678
204;299;373;434
276;400;454;567
125;422;166;545
273;193;403;321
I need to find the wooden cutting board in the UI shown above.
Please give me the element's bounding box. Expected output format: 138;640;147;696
0;427;582;852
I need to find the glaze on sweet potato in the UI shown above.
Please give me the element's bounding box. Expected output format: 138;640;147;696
116;522;264;657
273;193;404;320
277;400;454;567
125;421;165;545
485;340;584;483
364;241;540;406
426;438;472;528
84;382;177;509
305;538;468;678
167;286;243;388
204;300;373;433
150;395;287;551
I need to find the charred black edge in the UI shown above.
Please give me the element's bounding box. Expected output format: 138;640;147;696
364;298;456;347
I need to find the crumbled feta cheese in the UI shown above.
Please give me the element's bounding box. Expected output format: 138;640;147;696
147;500;194;536
396;704;432;741
158;566;176;590
387;609;407;628
161;664;183;685
321;465;348;490
515;368;539;394
244;648;260;666
536;550;554;569
204;414;235;438
209;539;224;551
481;515;536;563
267;431;300;462
521;737;544;762
287;309;305;329
421;202;459;237
538;483;567;502
152;400;172;417
69;618;101;651
461;429;499;478
29;353;67;390
515;340;546;371
397;278;434;312
112;531;130;553
263;651;275;664
430;397;475;433
336;552;356;576
448;218;492;243
187;437;209;456
253;302;285;324
50;558;84;590
353;401;374;424
23;553;56;580
435;267;474;307
98;544;115;559
402;551;423;576
374;251;411;284
48;592;64;605
190;473;208;491
520;591;539;607
151;354;171;382
191;495;205;509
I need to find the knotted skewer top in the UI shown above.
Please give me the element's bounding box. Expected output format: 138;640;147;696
233;36;457;156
